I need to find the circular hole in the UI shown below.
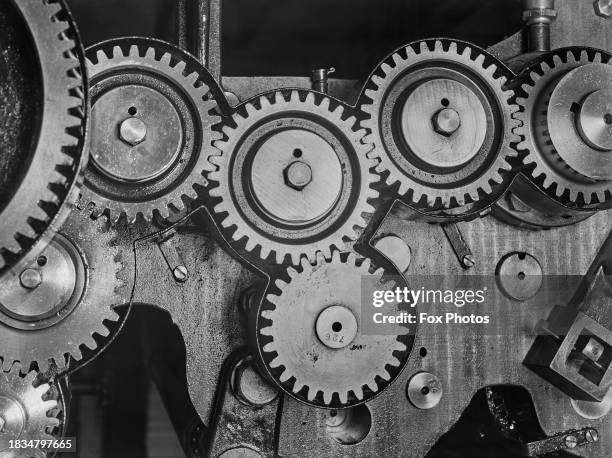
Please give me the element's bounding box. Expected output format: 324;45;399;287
332;321;342;332
441;98;450;107
561;214;573;220
517;271;526;280
604;113;612;125
37;256;47;266
330;410;337;417
293;148;303;158
419;347;427;358
326;404;371;445
128;106;137;116
420;386;430;395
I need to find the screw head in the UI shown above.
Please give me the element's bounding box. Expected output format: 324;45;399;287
564;435;578;448
432;108;461;136
119;117;147;146
172;265;188;283
19;268;42;289
283;160;313;190
585;428;599;443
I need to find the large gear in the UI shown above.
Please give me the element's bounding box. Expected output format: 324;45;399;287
0;365;59;458
0;208;125;373
208;90;378;265
360;39;519;210
257;251;410;408
514;48;612;207
0;0;88;272
81;37;222;223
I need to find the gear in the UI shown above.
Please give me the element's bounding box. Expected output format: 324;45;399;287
0;365;59;458
360;39;519;210
257;251;409;407
514;48;612;206
0;0;88;272
0;208;125;373
81;37;222;223
208;90;378;265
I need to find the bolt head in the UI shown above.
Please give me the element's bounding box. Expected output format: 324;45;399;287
595;0;612;18
19;268;42;289
119;117;147;146
432;108;461;136
283;160;313;190
233;361;278;406
564;435;578;448
172;265;188;283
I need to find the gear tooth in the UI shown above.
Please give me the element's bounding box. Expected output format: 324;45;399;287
287;251;298;265
316;251;327;265
300;256;311;270
290;90;300;103
160;52;172;65
271;357;285;370
275;278;287;290
553;54;564;66
364;88;378;101
361;256;372;271
274;91;284;104
448;41;458;54
392;53;403;67
260;327;274;339
434;40;444;51
474;53;485;67
405;44;417;58
245;102;257;116
112;45;123;59
419;41;430;54
579;50;588;62
95;49;108;64
319;97;331;110
144;47;156;60
367;381;378;393
593;52;602;63
128;44;139;58
305;91;316;104
306;387;318;401
259;95;271;108
244;238;257;252
461;46;471;59
371;74;384;87
287;266;298;279
570;188;579;203
380;62;393;75
259;244;271;260
331;250;341;263
324;390;335;405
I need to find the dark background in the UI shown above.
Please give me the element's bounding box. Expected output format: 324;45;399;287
66;0;523;78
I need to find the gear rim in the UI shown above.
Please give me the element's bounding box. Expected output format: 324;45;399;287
514;47;612;207
360;39;519;210
82;37;223;223
256;251;411;408
208;90;379;265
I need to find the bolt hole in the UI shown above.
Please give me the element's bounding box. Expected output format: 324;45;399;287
561;214;573;219
419;347;427;357
604;113;612;125
293;148;303;158
326;404;371;445
517;252;526;260
128;106;137;116
37;256;47;266
421;386;430;395
441;98;450;107
330;410;337;417
332;321;342;332
518;271;526;280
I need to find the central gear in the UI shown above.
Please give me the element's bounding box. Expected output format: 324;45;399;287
0;208;125;373
256;252;410;408
514;48;612;207
0;0;87;272
0;365;59;458
208;90;378;265
360;39;519;210
81;37;222;223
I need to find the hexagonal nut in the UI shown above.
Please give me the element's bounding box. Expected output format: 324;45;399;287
283;161;313;190
595;0;612;18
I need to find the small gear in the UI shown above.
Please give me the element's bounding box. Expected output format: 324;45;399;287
0;208;125;373
0;0;88;272
0;365;59;458
360;39;519;210
208;90;378;265
81;37;223;223
514;48;612;206
257;251;409;407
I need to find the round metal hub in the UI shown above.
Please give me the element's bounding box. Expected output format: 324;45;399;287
577;89;612;152
251;129;343;223
0;233;86;330
315;305;358;349
547;63;612;180
406;372;443;409
496;252;542;301
91;85;183;183
400;79;487;169
0;395;25;443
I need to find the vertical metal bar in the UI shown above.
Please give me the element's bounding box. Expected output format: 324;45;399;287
197;0;222;83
